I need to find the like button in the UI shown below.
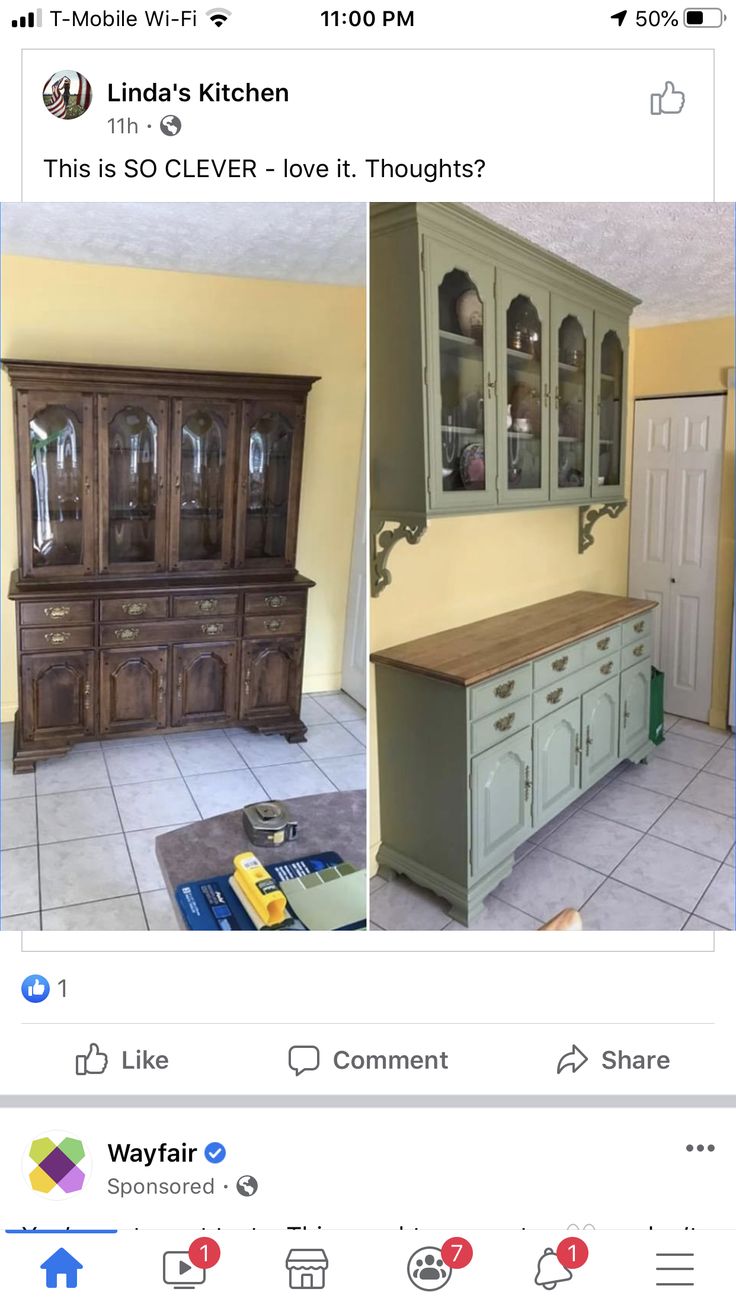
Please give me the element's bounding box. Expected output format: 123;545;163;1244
76;1043;109;1076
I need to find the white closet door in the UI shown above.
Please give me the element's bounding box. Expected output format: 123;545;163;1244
629;395;725;722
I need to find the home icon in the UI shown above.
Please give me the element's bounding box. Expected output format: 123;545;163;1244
40;1247;83;1288
286;1248;328;1290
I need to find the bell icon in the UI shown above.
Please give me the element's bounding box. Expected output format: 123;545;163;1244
534;1248;573;1290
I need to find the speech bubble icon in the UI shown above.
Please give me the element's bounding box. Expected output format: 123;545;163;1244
288;1044;320;1076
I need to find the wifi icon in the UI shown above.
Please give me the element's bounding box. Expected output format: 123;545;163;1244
206;6;231;24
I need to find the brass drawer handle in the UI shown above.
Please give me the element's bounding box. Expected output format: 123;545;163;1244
122;601;147;617
574;732;581;763
494;679;515;699
524;764;532;802
44;630;70;644
158;676;167;702
551;655;569;672
547;687;563;705
633;620;645;633
585;725;592;757
265;618;283;632
44;604;70;619
196;598;218;613
265;595;287;609
623;701;630;726
115;626;140;641
597;636;611;651
633;643;645;657
600;661;614;675
84;680;91;704
201;622;224;636
494;712;515;733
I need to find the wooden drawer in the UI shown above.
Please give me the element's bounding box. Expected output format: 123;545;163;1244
533;672;583;720
173;593;238;619
100;596;169;621
579;650;621;694
580;625;621;665
622;636;651;670
244;588;306;616
21;625;94;653
100;617;239;647
533;642;583;689
471;697;532;756
623;612;651;644
469;664;532;719
20;600;94;627
244;613;304;639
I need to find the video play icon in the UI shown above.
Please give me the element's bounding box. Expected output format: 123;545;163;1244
162;1251;206;1287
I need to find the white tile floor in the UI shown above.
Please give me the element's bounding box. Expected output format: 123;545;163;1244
371;714;735;932
0;692;366;932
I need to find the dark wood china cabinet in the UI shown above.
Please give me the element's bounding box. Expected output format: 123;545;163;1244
5;360;319;772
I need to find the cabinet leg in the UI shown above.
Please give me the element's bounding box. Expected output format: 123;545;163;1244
376;865;398;883
448;902;471;928
286;727;308;744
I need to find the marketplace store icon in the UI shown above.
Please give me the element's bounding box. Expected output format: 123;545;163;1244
42;70;92;119
25;1135;87;1198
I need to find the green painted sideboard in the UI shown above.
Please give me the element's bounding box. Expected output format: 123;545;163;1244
372;591;656;926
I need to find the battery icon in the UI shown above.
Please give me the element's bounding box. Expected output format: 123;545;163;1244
683;7;723;23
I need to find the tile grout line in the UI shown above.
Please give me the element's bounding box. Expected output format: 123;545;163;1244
99;744;149;932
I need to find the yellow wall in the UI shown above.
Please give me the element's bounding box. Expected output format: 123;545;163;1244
1;254;365;720
632;316;734;729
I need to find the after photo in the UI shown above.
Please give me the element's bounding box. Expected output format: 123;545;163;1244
1;201;367;931
370;201;734;932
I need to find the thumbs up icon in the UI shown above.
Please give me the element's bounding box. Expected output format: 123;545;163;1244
651;81;686;114
75;1043;109;1076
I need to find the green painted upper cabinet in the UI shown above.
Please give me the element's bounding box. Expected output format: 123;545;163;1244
424;239;496;512
497;273;550;506
550;298;594;503
369;204;639;527
593;314;628;502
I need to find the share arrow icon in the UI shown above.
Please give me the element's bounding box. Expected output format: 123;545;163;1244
611;9;628;24
557;1045;589;1075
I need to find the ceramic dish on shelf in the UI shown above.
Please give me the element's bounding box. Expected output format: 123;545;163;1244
459;442;485;490
456;289;483;342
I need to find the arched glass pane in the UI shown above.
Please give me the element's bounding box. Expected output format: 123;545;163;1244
245;412;293;558
506;294;542;492
438;269;485;492
29;404;83;567
556;315;587;489
179;407;227;561
599;331;623;487
108;405;158;564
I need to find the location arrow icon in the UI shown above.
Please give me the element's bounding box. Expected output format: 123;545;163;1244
611;9;628;24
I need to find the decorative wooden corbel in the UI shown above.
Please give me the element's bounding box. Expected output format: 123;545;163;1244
578;501;628;554
371;515;427;596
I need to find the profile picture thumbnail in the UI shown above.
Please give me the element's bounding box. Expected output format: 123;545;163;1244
43;70;92;120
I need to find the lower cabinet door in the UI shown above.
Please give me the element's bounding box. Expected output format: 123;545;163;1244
100;647;169;735
172;641;239;726
581;678;620;788
620;661;651;756
532;701;581;829
21;651;95;741
241;637;303;716
471;727;532;876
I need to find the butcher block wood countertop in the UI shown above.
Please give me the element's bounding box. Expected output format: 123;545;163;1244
371;591;657;687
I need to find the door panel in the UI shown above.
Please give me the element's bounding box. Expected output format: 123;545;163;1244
241;637;303;717
21;651;94;741
629;395;725;720
423;237;497;512
550;297;594;501
620;662;650;758
497;271;550;505
169;398;237;571
172;641;239;726
592;314;628;500
581;680;620;788
471;727;532;876
99;394;169;573
100;647;169;734
532;702;581;829
18;390;96;578
235;399;305;568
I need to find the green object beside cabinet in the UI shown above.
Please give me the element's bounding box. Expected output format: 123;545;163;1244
372;591;656;927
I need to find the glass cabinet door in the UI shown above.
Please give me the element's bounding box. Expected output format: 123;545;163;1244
235;402;303;568
497;273;550;504
170;398;236;570
594;318;627;497
20;390;95;576
99;394;168;571
550;298;593;501
424;239;496;509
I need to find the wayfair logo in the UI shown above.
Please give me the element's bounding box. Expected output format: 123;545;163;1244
25;1136;87;1198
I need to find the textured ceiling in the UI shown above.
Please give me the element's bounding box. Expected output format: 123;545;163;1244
468;203;733;327
2;202;366;286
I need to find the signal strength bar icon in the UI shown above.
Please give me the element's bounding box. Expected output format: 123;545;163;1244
11;7;42;25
